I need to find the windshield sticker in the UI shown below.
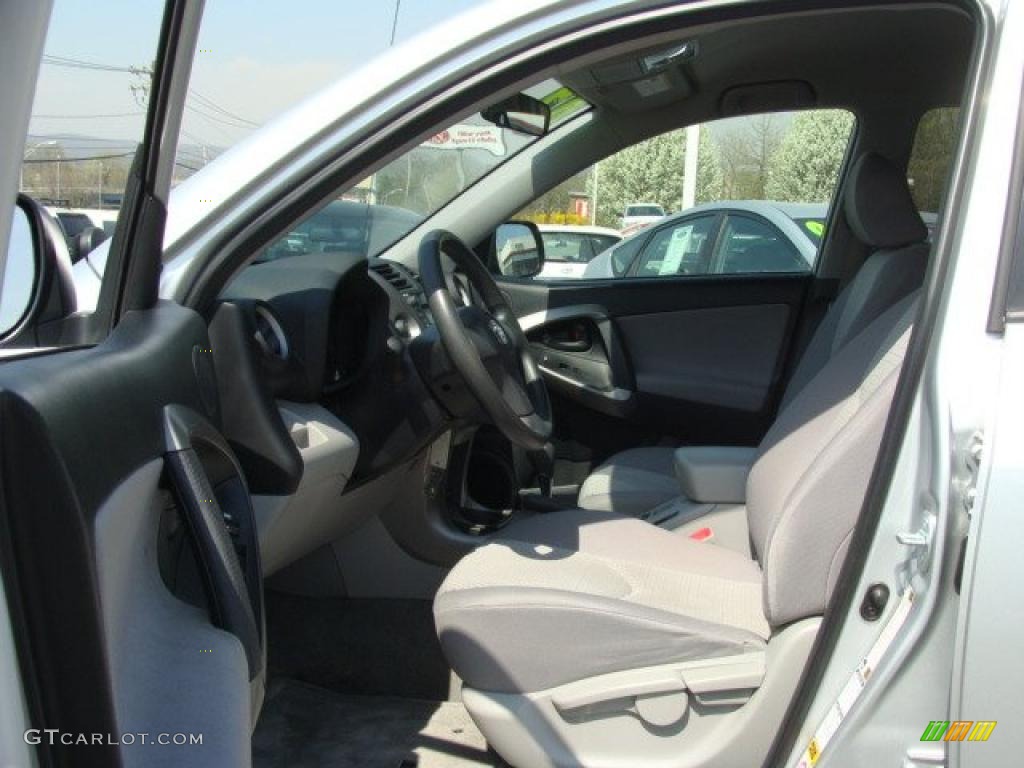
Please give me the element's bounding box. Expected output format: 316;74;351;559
423;124;506;157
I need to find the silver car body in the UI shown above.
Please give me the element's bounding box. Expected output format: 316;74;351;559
4;1;1024;766
584;199;827;278
536;224;622;279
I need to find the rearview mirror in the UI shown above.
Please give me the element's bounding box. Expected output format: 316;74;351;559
481;94;551;137
493;221;545;278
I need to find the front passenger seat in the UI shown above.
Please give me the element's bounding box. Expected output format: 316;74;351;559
435;288;919;768
577;153;929;518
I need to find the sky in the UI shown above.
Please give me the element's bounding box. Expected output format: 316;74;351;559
29;0;485;150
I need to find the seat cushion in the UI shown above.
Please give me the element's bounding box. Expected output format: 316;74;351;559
435;510;769;694
576;446;679;516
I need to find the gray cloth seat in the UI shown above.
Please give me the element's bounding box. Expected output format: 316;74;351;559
578;152;929;517
436;290;918;693
434;509;769;693
575;445;680;515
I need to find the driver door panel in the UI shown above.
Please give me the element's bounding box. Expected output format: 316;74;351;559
0;305;260;768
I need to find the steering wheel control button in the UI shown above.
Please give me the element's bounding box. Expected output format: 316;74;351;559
488;318;509;345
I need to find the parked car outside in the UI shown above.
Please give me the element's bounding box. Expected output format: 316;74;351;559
586;200;828;278
536;224;622;279
619;202;665;231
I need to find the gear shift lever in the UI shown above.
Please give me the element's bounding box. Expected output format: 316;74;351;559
529;442;555;498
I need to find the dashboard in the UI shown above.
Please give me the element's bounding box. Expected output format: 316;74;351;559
214;251;450;494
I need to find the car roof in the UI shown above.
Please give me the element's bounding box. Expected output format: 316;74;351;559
680;200;829;220
537;224;622;237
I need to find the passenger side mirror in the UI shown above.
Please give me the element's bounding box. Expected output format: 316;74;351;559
481;94;551;137
492;221;545;279
0;194;77;346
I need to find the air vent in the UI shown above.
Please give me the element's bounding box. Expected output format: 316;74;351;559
369;261;411;290
253;304;289;360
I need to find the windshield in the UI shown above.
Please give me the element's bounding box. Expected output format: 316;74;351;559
256;81;589;263
626;205;664;217
541;232;620;264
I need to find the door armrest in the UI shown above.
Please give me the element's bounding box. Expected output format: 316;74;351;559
674;446;757;504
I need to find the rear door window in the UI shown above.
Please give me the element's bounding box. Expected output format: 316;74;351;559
711;214;808;274
633;215;718;277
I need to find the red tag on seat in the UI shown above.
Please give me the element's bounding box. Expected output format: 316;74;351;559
689;527;713;542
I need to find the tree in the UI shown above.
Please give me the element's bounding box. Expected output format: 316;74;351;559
516;169;592;220
695;127;724;204
765;110;855;202
592;127;724;227
907;108;958;212
715;113;785;199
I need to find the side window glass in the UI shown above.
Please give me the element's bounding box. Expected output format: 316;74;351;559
610;235;646;277
907;107;960;239
634;216;716;277
712;215;808;274
511;108;855;281
4;0;164;347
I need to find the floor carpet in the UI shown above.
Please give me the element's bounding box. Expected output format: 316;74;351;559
265;592;451;701
253;679;498;768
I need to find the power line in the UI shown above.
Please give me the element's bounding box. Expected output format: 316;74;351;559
31;111;145;120
42;53;261;140
42;54;148;75
188;89;259;127
186;102;256;131
23;151;135;164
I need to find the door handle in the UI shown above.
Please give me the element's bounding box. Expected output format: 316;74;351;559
546;337;590;352
163;404;264;681
543;320;592;352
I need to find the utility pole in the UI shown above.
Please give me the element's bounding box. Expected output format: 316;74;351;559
389;0;402;46
682;124;700;210
365;0;402;206
590;162;600;225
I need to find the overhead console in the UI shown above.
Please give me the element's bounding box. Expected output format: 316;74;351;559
564;38;698;111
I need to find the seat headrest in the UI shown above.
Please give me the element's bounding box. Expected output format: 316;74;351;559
843;153;927;249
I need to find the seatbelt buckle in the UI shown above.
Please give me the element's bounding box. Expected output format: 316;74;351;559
689;527;714;542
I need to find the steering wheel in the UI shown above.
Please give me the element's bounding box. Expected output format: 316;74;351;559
418;230;552;451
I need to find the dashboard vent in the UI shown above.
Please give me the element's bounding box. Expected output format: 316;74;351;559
253;303;289;360
369;262;411;290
